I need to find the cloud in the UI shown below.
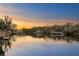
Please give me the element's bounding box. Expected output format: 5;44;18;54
0;6;78;29
11;16;79;29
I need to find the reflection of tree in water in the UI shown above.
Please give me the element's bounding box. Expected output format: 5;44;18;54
0;39;5;56
0;35;16;56
0;33;78;56
26;34;79;43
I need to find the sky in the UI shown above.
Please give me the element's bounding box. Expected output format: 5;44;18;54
0;3;79;29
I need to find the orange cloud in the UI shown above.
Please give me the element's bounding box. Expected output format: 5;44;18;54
0;7;15;15
0;6;78;29
11;16;79;29
0;15;79;30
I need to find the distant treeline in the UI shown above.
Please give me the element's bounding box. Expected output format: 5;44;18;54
21;23;79;37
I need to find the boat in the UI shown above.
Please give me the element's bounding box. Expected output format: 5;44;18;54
33;30;43;36
50;31;64;37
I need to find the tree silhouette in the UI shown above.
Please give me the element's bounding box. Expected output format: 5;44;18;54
0;16;17;32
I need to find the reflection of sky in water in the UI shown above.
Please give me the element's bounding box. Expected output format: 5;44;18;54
5;36;79;56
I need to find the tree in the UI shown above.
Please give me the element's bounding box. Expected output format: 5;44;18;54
0;16;17;32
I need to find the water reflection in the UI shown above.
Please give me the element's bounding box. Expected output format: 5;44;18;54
0;35;16;56
27;34;79;43
0;34;79;56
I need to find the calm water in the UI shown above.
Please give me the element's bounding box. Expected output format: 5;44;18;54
0;35;79;56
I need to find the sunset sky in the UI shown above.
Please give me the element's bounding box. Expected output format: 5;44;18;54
0;3;79;29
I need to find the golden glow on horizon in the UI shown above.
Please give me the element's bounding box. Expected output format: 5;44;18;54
0;6;79;29
12;16;79;29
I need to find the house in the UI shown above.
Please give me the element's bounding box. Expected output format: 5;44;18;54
50;31;64;37
33;30;44;36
